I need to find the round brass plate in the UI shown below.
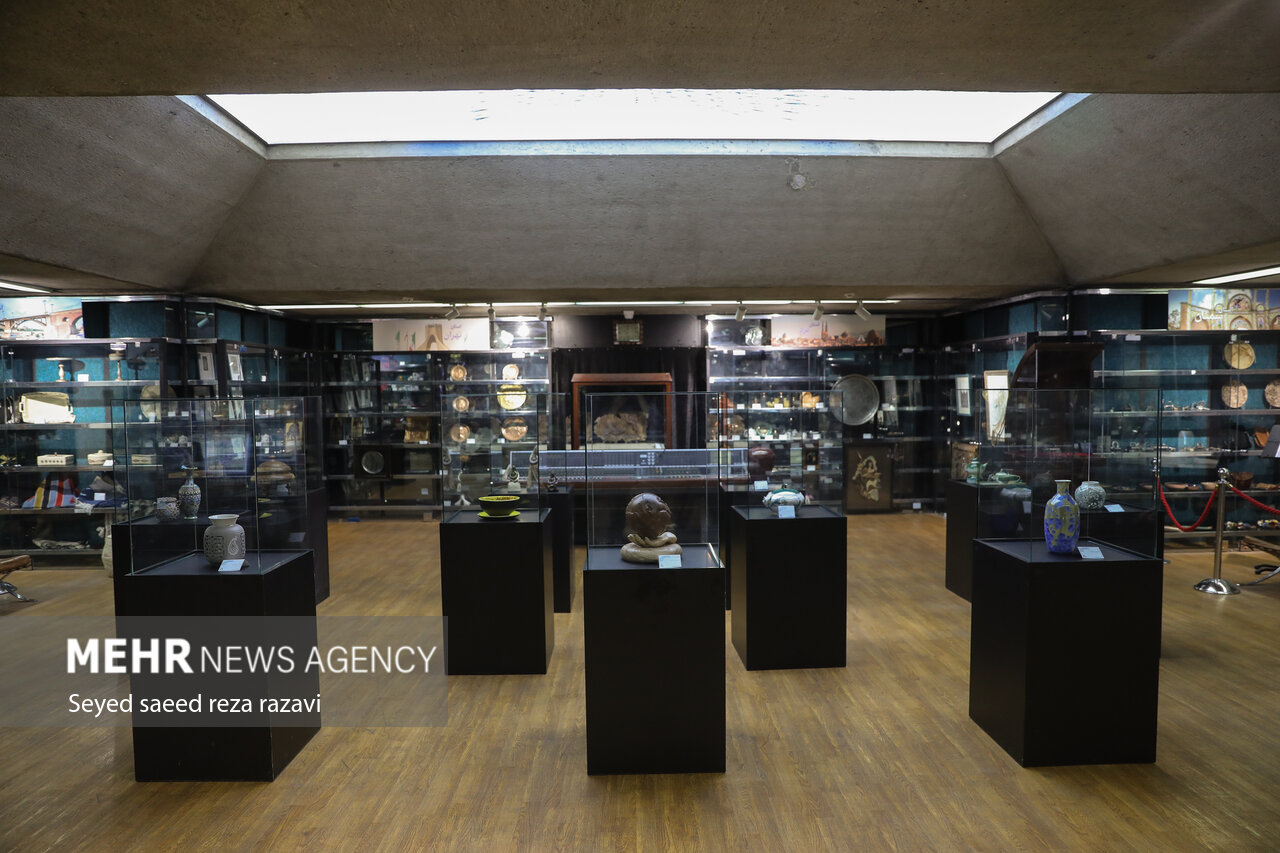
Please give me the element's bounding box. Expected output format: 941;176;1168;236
1224;342;1256;370
1221;379;1248;409
501;417;528;441
496;384;527;410
451;395;470;413
448;364;468;382
501;362;520;380
449;423;471;443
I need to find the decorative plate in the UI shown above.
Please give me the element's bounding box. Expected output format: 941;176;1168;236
1224;342;1256;370
479;510;520;519
1221;379;1248;409
1265;378;1280;408
501;363;520;380
830;374;880;425
451;395;471;413
501;417;528;441
744;326;764;346
448;364;468;382
448;423;471;443
496;383;527;410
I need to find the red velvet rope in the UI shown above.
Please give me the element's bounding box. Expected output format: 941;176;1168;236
1158;478;1218;532
1227;485;1280;517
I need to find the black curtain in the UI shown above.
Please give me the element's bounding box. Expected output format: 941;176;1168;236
551;347;707;449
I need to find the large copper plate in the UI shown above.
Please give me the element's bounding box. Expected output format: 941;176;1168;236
1221;379;1248;409
451;395;470;413
448;423;471;443
501;417;528;441
448;364;468;382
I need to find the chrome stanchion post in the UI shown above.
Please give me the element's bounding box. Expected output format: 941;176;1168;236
1196;466;1241;595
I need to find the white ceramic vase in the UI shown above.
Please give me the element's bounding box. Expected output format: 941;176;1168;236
203;514;246;566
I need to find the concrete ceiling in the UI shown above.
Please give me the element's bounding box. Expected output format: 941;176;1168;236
1;1;1279;314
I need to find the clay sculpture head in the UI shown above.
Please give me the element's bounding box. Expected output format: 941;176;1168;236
625;492;672;539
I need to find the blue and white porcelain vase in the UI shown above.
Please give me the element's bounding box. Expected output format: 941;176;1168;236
1073;480;1106;510
1044;479;1080;554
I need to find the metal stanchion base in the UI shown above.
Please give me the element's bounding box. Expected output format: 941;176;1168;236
1194;577;1241;595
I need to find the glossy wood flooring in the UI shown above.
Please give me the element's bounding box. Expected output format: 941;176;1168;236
2;515;1279;851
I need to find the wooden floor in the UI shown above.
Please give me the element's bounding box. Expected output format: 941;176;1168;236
3;514;1280;852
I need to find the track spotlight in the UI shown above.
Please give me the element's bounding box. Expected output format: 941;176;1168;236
487;305;496;322
735;303;747;322
445;305;459;320
854;300;872;321
812;302;824;321
538;303;548;322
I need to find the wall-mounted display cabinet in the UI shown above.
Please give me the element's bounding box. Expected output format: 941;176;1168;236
0;338;172;565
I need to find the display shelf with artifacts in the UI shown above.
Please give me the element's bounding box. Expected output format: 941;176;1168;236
441;388;544;512
711;387;845;512
319;351;444;516
707;343;946;511
0;338;174;566
1089;329;1280;544
438;350;550;509
582;401;725;772
946;387;1163;600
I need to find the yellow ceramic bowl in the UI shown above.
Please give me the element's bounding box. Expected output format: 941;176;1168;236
478;494;520;517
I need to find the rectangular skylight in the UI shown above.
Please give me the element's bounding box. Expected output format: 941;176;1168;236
208;90;1060;146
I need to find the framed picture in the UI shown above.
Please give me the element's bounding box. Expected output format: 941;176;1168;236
227;351;244;382
983;370;1009;441
955;375;972;416
845;443;894;512
613;319;643;345
197;350;216;381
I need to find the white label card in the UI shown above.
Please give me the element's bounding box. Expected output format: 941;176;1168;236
753;480;768;491
218;559;245;572
862;433;873;439
103;460;113;467
466;438;476;444
94;492;106;502
338;439;348;446
1077;546;1105;560
806;465;816;472
77;373;90;382
777;505;796;519
1104;504;1124;512
419;440;429;445
657;554;682;568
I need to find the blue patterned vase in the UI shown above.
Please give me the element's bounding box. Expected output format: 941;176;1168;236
1044;479;1080;554
177;470;202;519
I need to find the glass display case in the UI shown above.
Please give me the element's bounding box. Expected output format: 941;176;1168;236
964;387;1162;560
0;338;172;566
112;396;314;574
442;388;543;508
583;392;722;570
712;387;845;512
321;351;441;514
1092;330;1280;544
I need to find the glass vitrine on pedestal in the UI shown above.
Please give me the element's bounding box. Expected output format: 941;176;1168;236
582;392;725;775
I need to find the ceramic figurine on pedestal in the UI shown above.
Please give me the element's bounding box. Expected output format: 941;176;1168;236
203;514;246;565
1044;479;1080;554
1073;480;1106;510
177;465;202;519
620;493;682;563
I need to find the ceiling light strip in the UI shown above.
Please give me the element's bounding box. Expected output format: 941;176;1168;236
1192;266;1280;285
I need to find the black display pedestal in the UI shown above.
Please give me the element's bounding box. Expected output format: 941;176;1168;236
306;486;331;603
969;538;1163;767
440;508;553;674
584;545;725;774
543;488;576;613
730;506;846;670
113;550;320;781
945;479;1030;602
718;482;759;610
